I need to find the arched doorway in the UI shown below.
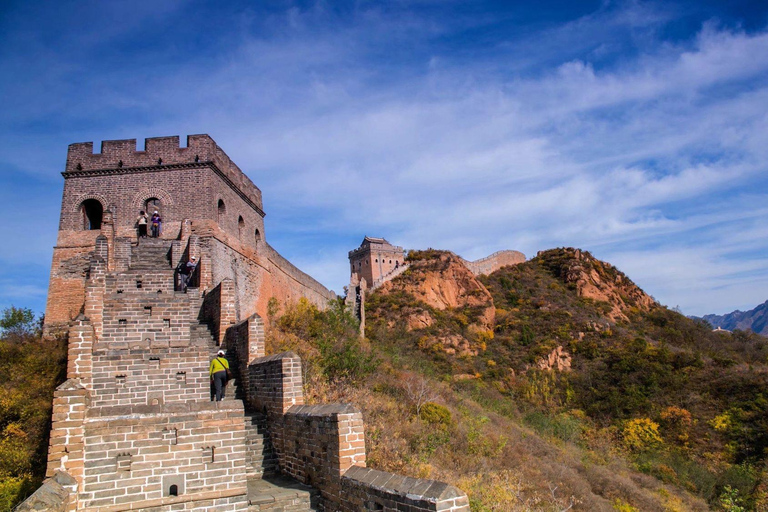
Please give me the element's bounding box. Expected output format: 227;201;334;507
144;197;162;217
80;199;103;230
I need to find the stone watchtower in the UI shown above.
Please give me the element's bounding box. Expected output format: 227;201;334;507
348;237;405;289
22;136;469;511
45;134;331;336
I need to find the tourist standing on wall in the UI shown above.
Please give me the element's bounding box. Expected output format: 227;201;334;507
136;210;148;238
209;350;230;401
150;210;162;237
183;256;197;291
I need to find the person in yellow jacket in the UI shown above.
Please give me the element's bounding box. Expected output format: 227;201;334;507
209;350;230;401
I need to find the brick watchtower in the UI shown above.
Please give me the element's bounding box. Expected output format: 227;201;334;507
348;236;405;288
45;135;332;336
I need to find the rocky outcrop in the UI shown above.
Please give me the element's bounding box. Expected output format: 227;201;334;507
537;248;656;322
377;251;496;331
536;346;572;372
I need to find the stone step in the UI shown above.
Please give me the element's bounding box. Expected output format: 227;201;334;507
129;241;174;271
247;476;319;511
244;413;279;479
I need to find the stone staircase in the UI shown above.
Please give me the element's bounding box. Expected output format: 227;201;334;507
130;237;173;270
245;413;279;478
122;239;320;510
370;262;409;291
248;476;320;511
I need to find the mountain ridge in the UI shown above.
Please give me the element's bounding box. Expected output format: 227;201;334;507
700;299;768;335
360;247;768;510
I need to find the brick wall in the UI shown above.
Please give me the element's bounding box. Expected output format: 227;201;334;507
201;235;333;325
78;401;248;511
67;317;94;381
459;249;526;276
247;352;304;415
47;379;89;481
224;313;266;404
275;404;366;502
89;347;211;407
340;466;470;511
200;279;237;344
242;346;470;512
98;284;192;350
45;242;94;331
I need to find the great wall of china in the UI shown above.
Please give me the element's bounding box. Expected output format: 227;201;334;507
19;135;469;511
346;238;526;330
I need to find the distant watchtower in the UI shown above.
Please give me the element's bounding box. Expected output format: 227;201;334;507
348;237;405;287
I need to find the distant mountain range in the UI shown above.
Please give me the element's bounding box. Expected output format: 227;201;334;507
700;300;768;335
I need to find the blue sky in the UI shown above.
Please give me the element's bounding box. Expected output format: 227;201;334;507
1;0;767;317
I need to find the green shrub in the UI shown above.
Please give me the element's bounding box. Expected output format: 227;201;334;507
420;402;452;428
523;411;583;443
0;476;36;511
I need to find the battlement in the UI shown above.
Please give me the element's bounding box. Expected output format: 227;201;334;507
65;134;262;210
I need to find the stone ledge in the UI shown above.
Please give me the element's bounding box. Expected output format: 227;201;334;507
252;351;300;363
15;471;75;512
93;487;247;512
87;400;244;419
287;403;359;417
343;466;465;501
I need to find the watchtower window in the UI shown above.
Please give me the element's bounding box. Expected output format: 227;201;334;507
254;228;262;247
217;199;226;223
80;199;103;230
238;216;245;240
169;485;178;497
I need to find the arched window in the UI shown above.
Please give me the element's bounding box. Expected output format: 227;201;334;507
144;197;161;216
217;200;226;224
238;216;245;240
80;199;103;230
254;229;262;247
169;485;178;497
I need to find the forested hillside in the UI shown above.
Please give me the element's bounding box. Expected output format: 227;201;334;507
0;308;67;510
361;248;768;510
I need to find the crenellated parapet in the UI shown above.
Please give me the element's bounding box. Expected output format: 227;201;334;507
65;134;263;214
